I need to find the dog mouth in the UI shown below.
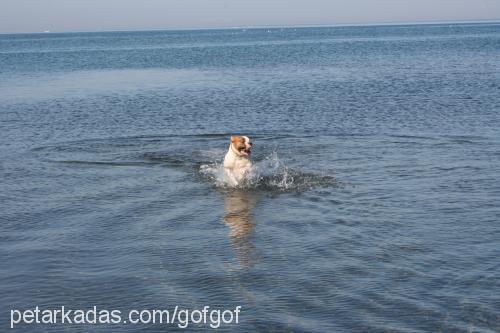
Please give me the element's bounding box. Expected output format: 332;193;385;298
239;147;251;156
238;146;252;156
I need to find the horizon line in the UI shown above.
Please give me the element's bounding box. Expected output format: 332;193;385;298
1;19;499;35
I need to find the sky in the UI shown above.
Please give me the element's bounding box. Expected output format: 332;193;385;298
1;0;499;33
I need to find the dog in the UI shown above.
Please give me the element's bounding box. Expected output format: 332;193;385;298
223;135;253;186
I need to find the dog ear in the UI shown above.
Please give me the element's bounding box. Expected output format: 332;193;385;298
231;136;239;143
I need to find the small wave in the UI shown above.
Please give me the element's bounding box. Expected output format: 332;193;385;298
199;152;339;192
48;160;150;167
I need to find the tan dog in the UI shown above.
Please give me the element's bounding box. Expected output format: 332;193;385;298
223;136;253;186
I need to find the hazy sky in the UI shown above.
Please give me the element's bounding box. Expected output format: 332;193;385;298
1;0;499;33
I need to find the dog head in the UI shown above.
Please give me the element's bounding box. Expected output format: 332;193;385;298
230;135;253;157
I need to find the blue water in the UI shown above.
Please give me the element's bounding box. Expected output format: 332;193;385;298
1;23;500;332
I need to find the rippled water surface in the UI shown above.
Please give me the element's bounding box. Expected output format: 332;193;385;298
1;24;500;332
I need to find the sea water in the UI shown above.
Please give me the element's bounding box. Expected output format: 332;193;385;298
1;23;500;332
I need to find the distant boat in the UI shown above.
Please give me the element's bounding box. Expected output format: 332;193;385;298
43;30;50;33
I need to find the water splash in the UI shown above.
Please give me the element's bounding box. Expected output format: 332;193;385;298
199;152;338;192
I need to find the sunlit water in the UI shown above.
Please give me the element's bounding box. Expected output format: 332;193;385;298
1;24;500;332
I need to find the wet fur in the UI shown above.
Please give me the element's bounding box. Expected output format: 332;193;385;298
223;136;253;186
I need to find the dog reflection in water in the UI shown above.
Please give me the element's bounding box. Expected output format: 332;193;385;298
223;190;258;268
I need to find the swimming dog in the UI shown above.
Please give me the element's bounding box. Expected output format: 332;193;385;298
223;136;253;186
